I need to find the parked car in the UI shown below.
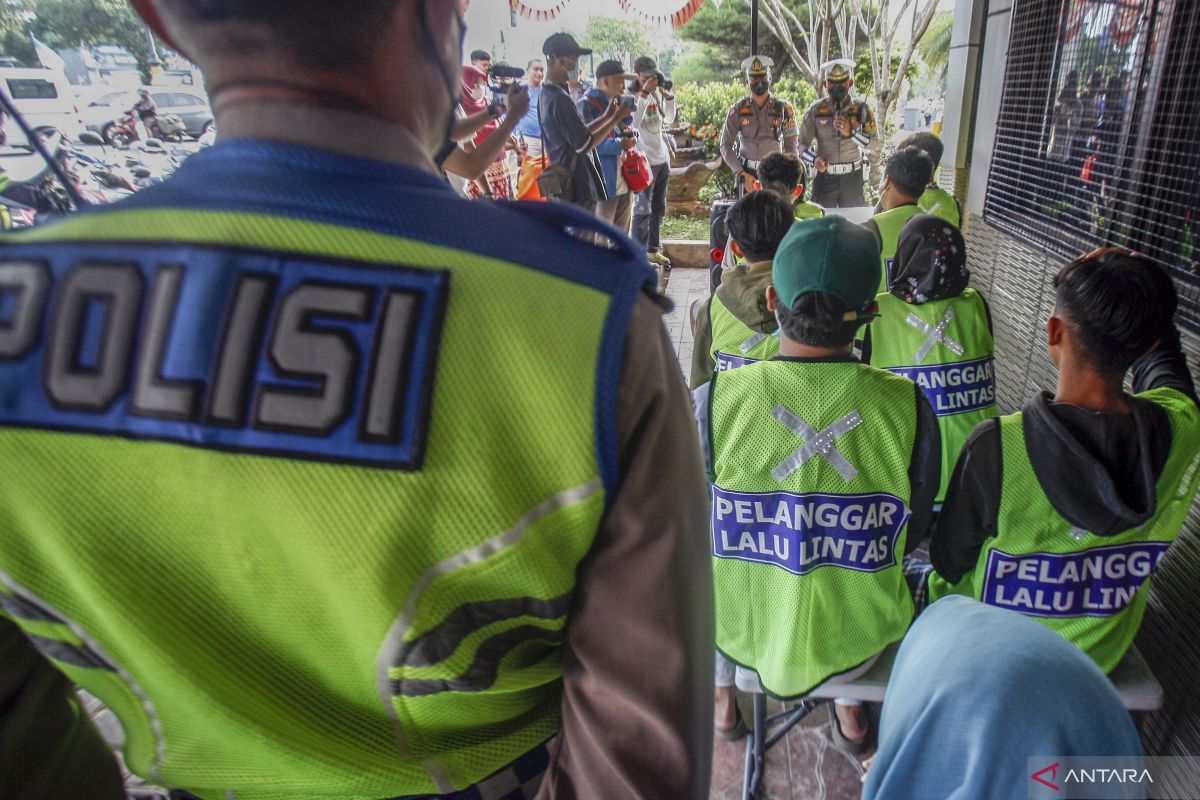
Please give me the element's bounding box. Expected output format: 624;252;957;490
81;88;213;141
0;67;85;142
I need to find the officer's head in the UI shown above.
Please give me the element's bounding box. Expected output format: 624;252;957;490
823;61;854;103
1049;249;1178;378
880;146;935;208
744;56;771;97
726;190;795;264
542;33;592;85
896;132;944;169
768;216;881;352
756;152;806;201
133;0;467;159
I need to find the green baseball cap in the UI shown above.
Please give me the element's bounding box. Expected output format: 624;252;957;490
772;215;882;320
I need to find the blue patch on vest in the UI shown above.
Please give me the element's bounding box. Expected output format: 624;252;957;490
715;352;758;372
0;243;448;470
711;486;909;575
886;355;996;416
981;542;1171;618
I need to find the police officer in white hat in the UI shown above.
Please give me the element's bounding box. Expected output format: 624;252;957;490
719;55;800;197
798;59;879;207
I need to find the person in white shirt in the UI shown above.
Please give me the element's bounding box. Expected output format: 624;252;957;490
630;55;677;289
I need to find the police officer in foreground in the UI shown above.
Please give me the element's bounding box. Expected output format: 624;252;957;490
798;59;879;207
0;1;714;798
719;55;800;198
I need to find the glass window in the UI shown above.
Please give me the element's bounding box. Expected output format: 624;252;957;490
7;79;59;100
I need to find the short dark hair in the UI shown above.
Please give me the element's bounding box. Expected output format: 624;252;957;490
471;50;492;63
725;191;795;263
886;146;935;199
158;0;397;70
896;132;944;168
1053;250;1178;376
758;152;804;197
776;291;861;349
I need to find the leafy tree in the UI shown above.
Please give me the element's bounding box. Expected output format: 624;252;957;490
917;11;953;86
579;16;651;68
677;0;798;80
28;0;170;81
0;1;35;64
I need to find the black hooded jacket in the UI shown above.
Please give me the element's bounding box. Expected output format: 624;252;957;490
931;326;1198;584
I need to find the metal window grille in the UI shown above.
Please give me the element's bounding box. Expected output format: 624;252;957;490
983;0;1200;332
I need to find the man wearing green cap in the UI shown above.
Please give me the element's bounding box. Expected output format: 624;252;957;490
798;59;879;207
694;216;940;750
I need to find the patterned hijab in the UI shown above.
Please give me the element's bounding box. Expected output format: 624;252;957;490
888;214;969;303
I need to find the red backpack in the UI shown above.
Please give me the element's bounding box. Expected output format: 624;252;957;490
622;148;654;193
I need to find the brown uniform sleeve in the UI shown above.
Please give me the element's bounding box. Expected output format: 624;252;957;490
537;291;714;800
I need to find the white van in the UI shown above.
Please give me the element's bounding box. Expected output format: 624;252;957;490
0;67;85;143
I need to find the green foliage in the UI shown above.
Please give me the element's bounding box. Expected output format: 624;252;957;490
676;0;804;80
26;0;172;81
579;16;651;68
918;11;953;84
672;47;731;85
855;54;920;99
660;214;710;240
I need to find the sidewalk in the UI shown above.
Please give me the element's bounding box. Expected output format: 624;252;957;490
663;268;872;800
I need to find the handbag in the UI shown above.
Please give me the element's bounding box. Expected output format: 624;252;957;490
621;148;653;193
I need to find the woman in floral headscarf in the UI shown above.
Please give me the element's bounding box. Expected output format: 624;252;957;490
459;64;515;200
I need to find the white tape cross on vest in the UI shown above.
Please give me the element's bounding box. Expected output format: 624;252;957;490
770;405;864;482
907;307;965;364
739;332;771;353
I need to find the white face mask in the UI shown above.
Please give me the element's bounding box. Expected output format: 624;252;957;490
566;67;580;82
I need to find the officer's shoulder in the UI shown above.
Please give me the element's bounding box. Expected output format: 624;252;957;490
494;200;654;282
805;96;830;112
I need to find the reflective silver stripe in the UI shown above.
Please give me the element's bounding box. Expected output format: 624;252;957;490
392;625;566;697
739;332;770;353
374;478;604;792
907;308;965;364
27;632;116;671
0;569;166;782
393;592;572;670
1068;526;1089;541
771;406;863;482
0;591;65;623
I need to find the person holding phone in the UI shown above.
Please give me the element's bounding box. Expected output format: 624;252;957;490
581;59;637;232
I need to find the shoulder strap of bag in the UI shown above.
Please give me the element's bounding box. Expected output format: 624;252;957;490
538;86;581;174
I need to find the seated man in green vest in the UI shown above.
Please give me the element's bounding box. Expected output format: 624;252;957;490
691;190;796;388
863;146;936;293
694;216;940;750
928;249;1200;673
757;152;825;220
896;132;962;227
866;215;997;505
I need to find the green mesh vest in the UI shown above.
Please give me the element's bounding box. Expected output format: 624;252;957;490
919;186;961;227
794;201;825;220
709;291;779;373
928;388;1200;672
870;288;997;501
0;202;629;798
709;360;917;697
871;204;925;293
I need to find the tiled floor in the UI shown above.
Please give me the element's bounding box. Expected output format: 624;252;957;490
664;268;873;800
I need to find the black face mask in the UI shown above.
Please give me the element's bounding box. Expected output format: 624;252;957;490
750;80;769;97
828;85;849;103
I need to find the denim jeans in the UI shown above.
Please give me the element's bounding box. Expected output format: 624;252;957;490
633;161;671;253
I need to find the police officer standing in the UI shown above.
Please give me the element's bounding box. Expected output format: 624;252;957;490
798;59;879;207
719;55;800;197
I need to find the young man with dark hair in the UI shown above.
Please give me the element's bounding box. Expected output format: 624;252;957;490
927;249;1200;672
690;190;796;388
469;49;492;71
0;2;714;798
864;145;936;291
695;216;939;750
896;132;961;227
757;152;825;220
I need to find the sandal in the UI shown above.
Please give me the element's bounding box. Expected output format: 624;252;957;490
715;703;747;741
827;701;869;755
